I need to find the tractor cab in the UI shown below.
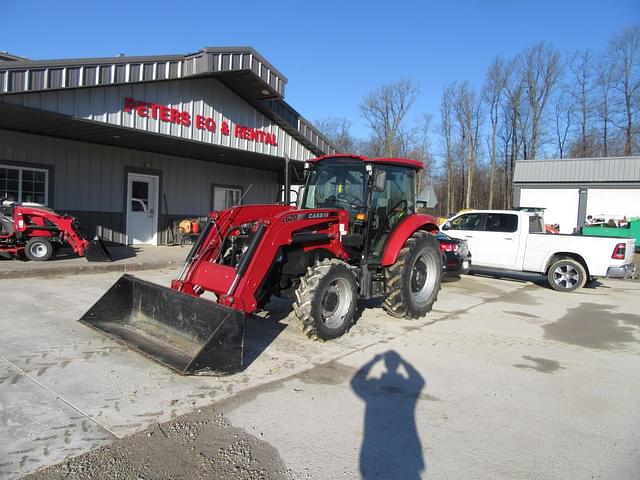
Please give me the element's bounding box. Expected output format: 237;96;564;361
301;155;418;263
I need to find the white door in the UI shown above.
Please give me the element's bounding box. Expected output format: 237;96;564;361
126;173;158;245
480;212;520;268
444;212;520;269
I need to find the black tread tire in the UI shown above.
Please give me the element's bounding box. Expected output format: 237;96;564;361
24;237;54;261
383;231;442;319
293;258;358;340
547;258;587;292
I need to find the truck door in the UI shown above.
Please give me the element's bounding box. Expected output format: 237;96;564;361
481;213;520;268
443;212;486;263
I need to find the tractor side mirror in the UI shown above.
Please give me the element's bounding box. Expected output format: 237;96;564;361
373;170;386;192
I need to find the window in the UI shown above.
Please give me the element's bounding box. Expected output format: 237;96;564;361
449;213;484;231
213;185;242;211
485;213;518;233
529;215;544;233
0;164;48;204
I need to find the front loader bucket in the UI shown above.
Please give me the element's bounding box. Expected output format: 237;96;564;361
84;236;113;262
79;274;245;375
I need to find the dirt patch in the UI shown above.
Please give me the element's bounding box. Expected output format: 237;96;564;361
513;355;563;374
298;361;357;386
543;303;640;350
24;409;293;480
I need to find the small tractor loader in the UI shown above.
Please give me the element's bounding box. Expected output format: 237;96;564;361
80;155;441;374
1;198;112;261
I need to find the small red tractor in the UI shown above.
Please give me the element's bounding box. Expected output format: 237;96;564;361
0;198;111;261
80;155;441;374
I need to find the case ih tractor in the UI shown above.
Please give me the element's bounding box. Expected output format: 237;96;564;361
80;155;441;374
0;198;111;261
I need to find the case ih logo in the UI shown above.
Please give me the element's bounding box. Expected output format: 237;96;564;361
307;212;332;219
123;97;277;146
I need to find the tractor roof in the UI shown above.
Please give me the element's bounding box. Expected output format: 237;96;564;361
309;154;423;170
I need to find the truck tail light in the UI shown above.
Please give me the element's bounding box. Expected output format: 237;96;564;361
611;243;626;260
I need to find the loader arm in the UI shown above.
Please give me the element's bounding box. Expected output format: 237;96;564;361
171;205;351;313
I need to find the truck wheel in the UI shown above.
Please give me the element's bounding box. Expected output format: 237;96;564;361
293;258;358;340
383;231;442;319
547;258;586;292
25;237;54;261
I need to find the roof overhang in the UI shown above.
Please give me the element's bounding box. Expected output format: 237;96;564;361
0;47;336;157
0;102;303;176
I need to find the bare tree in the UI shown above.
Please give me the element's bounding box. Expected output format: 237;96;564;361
520;43;563;159
483;56;511;208
440;85;456;214
314;117;358;153
360;79;420;157
406;112;434;191
595;57;616;156
568;50;596;157
553;90;573;158
502;75;525;207
453;81;482;209
609;25;640;155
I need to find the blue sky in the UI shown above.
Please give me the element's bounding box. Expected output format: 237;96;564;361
2;0;639;139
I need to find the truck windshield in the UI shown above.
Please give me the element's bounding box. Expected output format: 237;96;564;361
302;159;367;211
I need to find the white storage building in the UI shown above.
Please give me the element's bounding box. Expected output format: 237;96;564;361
513;157;640;233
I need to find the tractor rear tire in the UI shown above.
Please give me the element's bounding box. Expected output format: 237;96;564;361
383;231;441;319
293;258;358;340
25;237;54;261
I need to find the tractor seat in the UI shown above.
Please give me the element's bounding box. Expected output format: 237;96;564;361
1;216;14;235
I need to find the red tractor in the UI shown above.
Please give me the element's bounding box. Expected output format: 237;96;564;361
81;155;441;374
0;198;111;261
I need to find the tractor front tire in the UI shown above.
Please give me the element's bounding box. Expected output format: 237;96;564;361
383;231;442;319
293;258;358;340
25;237;54;261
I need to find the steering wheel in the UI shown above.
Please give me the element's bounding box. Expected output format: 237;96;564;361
389;199;408;212
335;192;363;208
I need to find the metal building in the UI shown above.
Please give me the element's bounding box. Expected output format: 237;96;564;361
513;156;640;233
0;47;335;245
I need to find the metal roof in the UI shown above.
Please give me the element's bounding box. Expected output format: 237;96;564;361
513;157;640;184
310;154;424;169
0;47;335;157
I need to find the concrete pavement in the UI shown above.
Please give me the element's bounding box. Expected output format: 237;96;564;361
1;269;639;479
0;245;190;279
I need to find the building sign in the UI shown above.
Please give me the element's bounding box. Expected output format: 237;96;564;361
123;97;277;146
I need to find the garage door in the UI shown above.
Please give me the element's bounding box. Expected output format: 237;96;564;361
519;188;579;233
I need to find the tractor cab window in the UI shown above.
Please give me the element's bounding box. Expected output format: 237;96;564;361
368;166;416;260
302;159;366;212
370;166;416;228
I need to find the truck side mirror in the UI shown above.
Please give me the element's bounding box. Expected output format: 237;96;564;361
442;221;451;231
373;170;386;192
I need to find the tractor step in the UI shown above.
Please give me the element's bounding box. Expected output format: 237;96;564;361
79;274;245;375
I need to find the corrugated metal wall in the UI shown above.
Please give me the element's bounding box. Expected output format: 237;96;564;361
0;129;279;244
1;77;315;161
513;157;640;183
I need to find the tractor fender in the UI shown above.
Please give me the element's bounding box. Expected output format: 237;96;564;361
380;213;439;267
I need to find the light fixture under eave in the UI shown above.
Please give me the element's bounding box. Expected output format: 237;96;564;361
113;135;120;139
261;89;271;96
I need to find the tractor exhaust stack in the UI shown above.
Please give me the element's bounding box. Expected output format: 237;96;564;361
79;274;245;375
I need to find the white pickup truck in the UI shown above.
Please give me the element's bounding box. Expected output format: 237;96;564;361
442;210;636;291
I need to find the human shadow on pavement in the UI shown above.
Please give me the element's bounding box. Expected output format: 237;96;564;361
351;350;426;480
